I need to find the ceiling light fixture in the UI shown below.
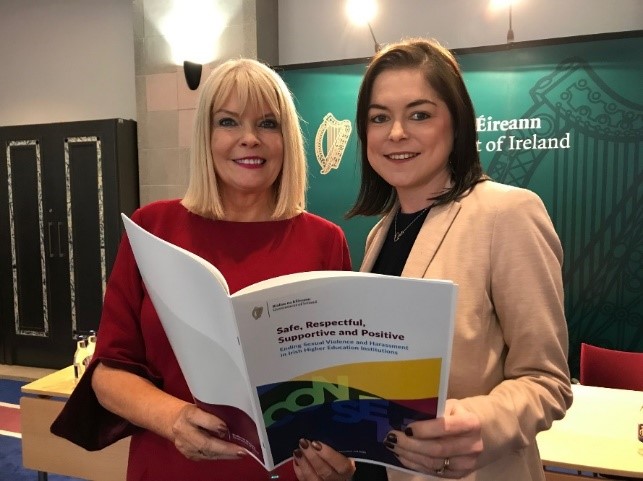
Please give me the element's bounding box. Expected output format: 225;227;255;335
506;3;515;43
183;61;203;90
367;22;382;52
346;0;381;53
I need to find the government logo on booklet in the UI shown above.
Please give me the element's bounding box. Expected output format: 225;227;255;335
252;306;264;320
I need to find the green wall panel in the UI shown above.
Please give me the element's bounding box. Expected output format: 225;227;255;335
280;34;643;377
281;64;377;267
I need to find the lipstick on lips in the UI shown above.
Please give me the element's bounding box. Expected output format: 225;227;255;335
234;156;266;168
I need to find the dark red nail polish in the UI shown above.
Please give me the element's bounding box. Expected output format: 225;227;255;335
311;440;322;451
293;448;303;458
386;433;397;444
298;438;310;449
404;427;414;437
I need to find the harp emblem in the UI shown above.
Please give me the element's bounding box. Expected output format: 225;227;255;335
315;113;352;174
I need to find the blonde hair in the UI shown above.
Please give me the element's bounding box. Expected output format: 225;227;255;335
181;58;307;219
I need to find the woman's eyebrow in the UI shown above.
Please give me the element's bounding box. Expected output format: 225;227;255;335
407;98;437;108
368;98;437;110
213;109;238;116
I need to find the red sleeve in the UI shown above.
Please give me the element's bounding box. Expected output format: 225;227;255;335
51;210;163;450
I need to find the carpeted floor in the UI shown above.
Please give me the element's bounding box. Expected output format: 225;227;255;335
0;379;85;481
0;378;24;405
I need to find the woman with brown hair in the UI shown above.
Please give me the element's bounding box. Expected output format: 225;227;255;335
344;37;573;480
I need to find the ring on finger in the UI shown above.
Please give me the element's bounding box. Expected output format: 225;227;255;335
434;457;450;475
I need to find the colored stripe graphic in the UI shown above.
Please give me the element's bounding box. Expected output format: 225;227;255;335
290;358;442;399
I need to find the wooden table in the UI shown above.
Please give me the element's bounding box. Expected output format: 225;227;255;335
20;365;129;481
537;383;643;479
20;372;642;479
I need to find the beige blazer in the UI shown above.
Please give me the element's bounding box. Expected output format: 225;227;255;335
361;181;573;481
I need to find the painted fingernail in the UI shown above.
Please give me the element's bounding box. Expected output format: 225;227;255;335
299;438;310;449
404;427;414;437
293;448;303;458
311;440;322;451
386;433;397;444
384;440;396;450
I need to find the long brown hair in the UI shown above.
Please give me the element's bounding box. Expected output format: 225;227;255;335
347;38;486;218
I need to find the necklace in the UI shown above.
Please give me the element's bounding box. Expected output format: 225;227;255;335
393;207;429;242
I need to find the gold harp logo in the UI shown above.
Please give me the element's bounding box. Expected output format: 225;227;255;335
252;306;263;320
315;113;352;175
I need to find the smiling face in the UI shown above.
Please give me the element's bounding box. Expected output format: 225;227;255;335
210;91;284;206
366;68;454;211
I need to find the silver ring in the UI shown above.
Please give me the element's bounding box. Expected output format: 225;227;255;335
434;457;450;475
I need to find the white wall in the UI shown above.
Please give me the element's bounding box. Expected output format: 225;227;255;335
2;0;640;126
278;0;643;65
133;0;261;205
0;0;136;126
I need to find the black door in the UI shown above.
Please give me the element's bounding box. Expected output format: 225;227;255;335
0;119;138;368
0;125;74;367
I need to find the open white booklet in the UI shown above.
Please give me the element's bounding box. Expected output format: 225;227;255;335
121;213;457;474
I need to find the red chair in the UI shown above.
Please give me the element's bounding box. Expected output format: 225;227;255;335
579;342;643;391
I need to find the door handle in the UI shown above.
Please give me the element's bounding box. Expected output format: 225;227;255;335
57;222;64;258
47;221;54;258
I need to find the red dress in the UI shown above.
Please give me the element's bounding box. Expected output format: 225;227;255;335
52;199;352;481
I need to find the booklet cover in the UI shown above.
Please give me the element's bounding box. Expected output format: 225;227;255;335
122;214;457;474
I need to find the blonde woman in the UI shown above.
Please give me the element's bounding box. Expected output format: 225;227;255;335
52;58;354;481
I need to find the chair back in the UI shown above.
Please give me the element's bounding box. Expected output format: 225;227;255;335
580;342;643;391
